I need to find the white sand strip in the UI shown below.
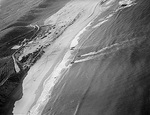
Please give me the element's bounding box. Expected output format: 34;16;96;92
13;0;115;115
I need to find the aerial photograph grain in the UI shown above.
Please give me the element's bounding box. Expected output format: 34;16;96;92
0;0;150;115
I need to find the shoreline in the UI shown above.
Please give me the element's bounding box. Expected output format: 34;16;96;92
13;0;114;114
29;1;108;114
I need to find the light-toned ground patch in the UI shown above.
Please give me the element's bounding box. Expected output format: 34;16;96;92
13;0;116;114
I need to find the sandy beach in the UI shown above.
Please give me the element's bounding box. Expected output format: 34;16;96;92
13;0;115;114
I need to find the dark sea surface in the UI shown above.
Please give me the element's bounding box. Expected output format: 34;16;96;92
0;0;70;114
41;0;150;115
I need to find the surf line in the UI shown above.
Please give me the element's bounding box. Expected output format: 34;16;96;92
28;17;94;115
28;1;106;114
